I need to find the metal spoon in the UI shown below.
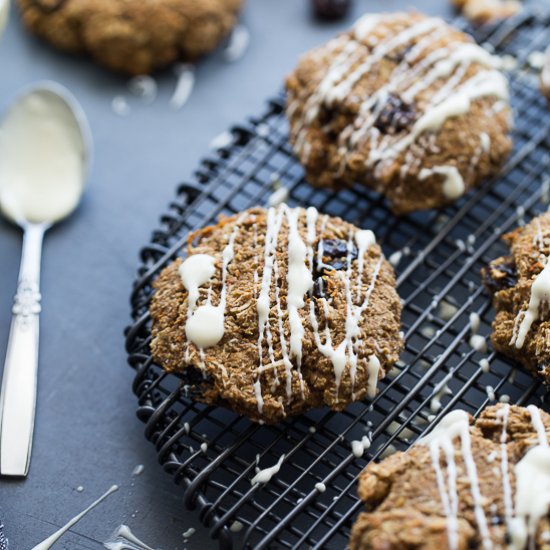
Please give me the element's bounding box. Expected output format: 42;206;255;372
0;0;9;37
0;82;91;476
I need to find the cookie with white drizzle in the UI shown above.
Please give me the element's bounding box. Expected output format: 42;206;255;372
285;12;513;215
350;404;550;550
482;212;550;384
150;206;403;423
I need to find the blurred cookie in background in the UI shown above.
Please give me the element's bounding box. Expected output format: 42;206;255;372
17;0;244;75
452;0;521;24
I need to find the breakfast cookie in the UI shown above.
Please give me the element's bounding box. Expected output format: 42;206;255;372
285;12;513;215
350;404;550;549
452;0;521;24
150;206;403;424
482;212;550;384
17;0;244;75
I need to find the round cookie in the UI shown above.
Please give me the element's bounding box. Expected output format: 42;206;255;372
482;212;550;384
17;0;244;75
350;404;550;550
285;12;513;215
150;206;403;424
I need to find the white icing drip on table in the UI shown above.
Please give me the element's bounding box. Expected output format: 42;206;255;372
32;485;118;549
104;524;156;550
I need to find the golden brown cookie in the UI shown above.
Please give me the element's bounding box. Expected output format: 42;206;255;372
17;0;244;75
350;404;550;549
482;212;550;383
150;206;403;424
285;12;513;215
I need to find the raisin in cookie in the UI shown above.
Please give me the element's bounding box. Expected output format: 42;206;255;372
285;12;513;215
150;206;403;424
482;212;550;383
17;0;243;75
350;404;550;549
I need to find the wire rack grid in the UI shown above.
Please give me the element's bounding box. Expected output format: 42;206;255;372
126;9;550;550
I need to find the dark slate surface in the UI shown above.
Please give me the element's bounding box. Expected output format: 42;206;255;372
0;1;449;548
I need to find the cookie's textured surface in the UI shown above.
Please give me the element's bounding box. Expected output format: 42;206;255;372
350;404;550;549
285;12;513;215
483;212;550;383
150;206;402;424
452;0;521;24
17;0;243;75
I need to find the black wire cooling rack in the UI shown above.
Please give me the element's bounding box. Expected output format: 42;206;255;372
126;9;550;550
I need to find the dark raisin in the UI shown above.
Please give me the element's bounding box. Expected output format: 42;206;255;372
481;259;517;293
322;239;350;258
313;277;326;299
373;93;416;134
311;0;351;20
504;532;512;545
315;239;358;273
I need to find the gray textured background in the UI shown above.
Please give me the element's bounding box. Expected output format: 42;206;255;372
0;1;449;548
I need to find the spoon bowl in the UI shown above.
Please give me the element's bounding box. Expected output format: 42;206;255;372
0;82;91;477
0;0;9;37
0;82;91;227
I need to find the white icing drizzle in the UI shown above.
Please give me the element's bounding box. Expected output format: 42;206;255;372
511;256;550;349
286;207;314;380
32;485;119;550
251;454;285;485
184;215;246;350
419;411;492;550
496;405;514;533
179;254;216;312
254;205;382;410
528;404;548;447
419;165;465;199
509;446;550;549
351;435;372;458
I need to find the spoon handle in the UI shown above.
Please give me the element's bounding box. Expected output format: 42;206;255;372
0;223;45;476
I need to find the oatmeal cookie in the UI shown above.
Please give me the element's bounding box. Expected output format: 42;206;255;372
482;212;550;384
150;206;403;424
285;12;513;215
17;0;244;75
350;404;550;549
